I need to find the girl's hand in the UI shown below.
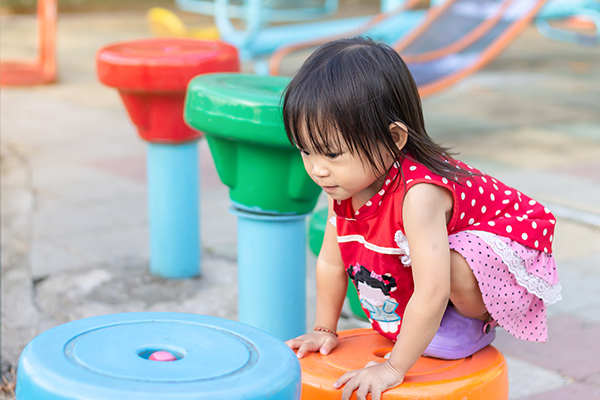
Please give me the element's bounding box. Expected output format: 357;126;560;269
285;331;339;358
334;360;404;400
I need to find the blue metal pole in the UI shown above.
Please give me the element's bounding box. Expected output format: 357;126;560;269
231;207;308;341
147;141;200;279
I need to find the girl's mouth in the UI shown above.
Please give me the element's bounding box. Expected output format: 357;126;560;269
321;186;338;193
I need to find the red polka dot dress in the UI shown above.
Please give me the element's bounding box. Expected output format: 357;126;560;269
333;156;561;343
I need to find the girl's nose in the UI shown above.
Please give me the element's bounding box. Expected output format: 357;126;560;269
311;161;329;178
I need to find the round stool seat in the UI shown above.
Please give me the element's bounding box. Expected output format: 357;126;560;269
299;329;508;400
184;73;321;214
16;312;301;400
96;39;239;142
97;39;239;92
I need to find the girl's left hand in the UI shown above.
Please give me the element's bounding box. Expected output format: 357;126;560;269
333;360;404;400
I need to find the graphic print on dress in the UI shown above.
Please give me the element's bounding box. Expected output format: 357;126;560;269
347;264;401;333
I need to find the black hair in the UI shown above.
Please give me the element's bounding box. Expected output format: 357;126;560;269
282;36;466;182
347;264;397;296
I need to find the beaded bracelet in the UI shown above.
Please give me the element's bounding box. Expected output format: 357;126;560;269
314;326;338;337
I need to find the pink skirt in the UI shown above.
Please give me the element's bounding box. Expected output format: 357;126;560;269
448;230;561;342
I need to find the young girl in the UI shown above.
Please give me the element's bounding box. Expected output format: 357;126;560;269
282;37;561;400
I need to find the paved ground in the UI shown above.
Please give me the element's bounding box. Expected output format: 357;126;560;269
1;4;600;400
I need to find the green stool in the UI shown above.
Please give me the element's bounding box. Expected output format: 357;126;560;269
308;207;368;322
185;73;322;340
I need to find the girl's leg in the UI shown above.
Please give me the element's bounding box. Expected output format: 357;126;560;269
449;250;488;320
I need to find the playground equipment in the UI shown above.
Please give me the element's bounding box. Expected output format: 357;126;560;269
146;7;221;40
185;0;446;74
96;39;239;279
16;312;301;399
184;73;322;340
272;0;549;96
535;0;599;46
299;328;508;400
0;0;57;86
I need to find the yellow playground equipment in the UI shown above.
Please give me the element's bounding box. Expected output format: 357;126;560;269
146;7;220;40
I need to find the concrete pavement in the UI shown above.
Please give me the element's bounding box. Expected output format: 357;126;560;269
1;6;600;400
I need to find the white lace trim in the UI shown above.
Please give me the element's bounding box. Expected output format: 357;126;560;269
468;230;562;305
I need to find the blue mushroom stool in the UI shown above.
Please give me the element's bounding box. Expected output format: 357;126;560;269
16;312;301;400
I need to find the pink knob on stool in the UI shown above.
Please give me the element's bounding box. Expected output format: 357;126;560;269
149;351;177;362
96;38;239;143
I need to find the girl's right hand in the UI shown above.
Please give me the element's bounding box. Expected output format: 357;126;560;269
285;331;339;358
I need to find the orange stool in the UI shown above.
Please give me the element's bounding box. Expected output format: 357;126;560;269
0;0;57;86
299;329;508;400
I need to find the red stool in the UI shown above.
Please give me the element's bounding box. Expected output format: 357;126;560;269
300;329;508;400
1;0;57;86
96;39;239;279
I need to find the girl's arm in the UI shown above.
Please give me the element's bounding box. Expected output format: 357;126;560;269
335;183;453;400
286;196;348;358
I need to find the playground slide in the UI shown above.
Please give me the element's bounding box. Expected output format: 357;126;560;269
399;0;548;97
270;0;548;98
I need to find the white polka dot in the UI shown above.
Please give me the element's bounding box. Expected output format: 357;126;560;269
479;187;484;194
532;221;537;229
461;193;466;200
529;200;536;206
516;216;523;222
481;206;487;213
496;210;501;215
460;212;465;220
543;229;547;236
474;222;480;226
550;220;556;225
488;221;495;226
385;179;391;185
425;175;432;180
492;178;497;183
466;181;472;187
522;214;528;219
394;162;400;168
490;193;495;201
505;213;511;218
482;177;488;183
410;166;417;171
522;233;528;240
504;190;512;195
406;179;413;184
544;247;548;253
514;203;519;211
442;177;448;184
468;218;475;225
379;201;382;206
366;201;372;206
506;225;513;233
493;184;499;190
527;210;533;214
471;199;476;206
535;240;539;247
544;207;550;214
379;190;385;195
502;199;510;204
549;235;553;242
468;164;474;169
355;211;360;215
337;200;342;205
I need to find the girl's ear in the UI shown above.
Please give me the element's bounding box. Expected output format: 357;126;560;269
389;122;408;151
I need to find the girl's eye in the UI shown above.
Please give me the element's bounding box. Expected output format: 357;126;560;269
326;153;340;159
299;150;310;157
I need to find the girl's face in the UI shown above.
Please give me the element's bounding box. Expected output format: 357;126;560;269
298;136;394;210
